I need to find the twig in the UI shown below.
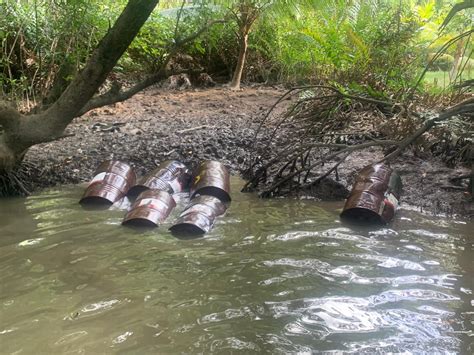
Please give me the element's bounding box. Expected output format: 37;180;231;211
300;152;351;190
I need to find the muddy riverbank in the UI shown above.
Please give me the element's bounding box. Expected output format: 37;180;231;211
24;85;472;218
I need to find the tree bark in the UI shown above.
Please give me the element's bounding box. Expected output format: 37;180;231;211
0;0;159;172
230;33;249;90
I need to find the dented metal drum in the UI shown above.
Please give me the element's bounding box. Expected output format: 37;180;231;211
169;195;227;236
190;160;231;202
122;189;176;227
340;164;402;224
128;160;191;199
80;160;136;207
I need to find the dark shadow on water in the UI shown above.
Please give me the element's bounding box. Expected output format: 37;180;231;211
79;198;113;211
121;219;157;231
340;207;385;225
169;224;206;240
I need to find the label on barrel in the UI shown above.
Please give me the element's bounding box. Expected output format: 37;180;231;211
137;198;169;212
384;192;399;210
194;175;201;185
88;172;106;187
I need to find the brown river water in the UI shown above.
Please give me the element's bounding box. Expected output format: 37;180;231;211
0;177;472;354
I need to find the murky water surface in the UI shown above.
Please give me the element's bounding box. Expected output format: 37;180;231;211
0;177;472;354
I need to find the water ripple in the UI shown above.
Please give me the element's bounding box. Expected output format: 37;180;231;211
0;180;470;354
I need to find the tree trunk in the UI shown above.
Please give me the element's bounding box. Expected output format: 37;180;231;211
0;0;159;173
449;38;465;81
230;33;249;90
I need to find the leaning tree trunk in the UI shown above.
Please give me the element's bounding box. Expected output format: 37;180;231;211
230;32;249;90
0;0;159;173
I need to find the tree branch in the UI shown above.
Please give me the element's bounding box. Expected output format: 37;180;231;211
20;0;160;146
78;18;227;116
78;69;167;115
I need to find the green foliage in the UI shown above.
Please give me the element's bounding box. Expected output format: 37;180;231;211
0;0;121;105
1;0;470;106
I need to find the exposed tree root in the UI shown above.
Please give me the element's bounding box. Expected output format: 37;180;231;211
244;86;473;198
0;161;38;197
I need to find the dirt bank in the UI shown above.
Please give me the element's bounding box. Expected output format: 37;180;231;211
25;85;472;218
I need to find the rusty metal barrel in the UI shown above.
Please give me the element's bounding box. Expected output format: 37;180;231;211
127;160;191;199
169;195;227;236
80;160;136;207
122;189;176;228
340;164;402;224
190;160;231;202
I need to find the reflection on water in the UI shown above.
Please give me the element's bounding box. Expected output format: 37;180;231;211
0;178;472;354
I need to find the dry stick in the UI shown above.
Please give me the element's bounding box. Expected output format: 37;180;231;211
260;140;398;197
253;85;322;140
242;140;356;190
251;95;339;176
264;95;340;151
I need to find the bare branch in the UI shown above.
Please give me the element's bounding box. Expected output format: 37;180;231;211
78;69;168;115
259;140;398;197
77;16;226;116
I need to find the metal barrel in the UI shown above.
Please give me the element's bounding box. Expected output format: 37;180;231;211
127;160;192;199
190;160;231;202
169;195;227;236
80;160;136;207
340;164;402;224
122;189;176;228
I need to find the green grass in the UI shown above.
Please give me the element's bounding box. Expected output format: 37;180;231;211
423;70;474;90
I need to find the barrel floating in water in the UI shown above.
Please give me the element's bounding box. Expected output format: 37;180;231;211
122;189;176;228
340;164;402;224
169;195;227;236
80;160;136;207
128;160;191;199
190;160;231;202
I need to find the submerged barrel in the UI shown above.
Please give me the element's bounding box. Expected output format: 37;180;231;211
190;160;231;202
122;189;176;228
80;160;136;207
340;164;402;224
127;160;191;199
169;195;227;236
